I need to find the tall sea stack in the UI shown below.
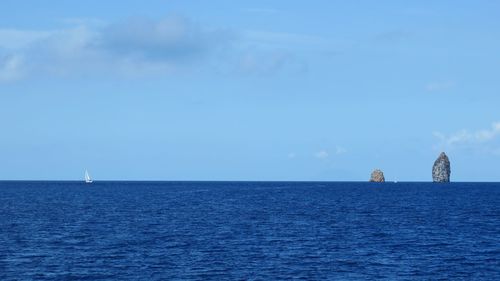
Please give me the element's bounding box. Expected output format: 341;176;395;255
432;152;451;182
370;169;385;182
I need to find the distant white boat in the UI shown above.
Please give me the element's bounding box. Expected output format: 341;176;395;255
84;170;93;183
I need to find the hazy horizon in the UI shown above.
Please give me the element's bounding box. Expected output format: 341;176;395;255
1;1;499;181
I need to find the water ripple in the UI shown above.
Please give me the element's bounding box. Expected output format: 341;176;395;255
0;181;499;280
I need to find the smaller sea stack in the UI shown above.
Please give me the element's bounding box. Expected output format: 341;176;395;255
432;152;451;182
370;169;385;182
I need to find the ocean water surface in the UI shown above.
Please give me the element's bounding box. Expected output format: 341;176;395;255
0;181;499;280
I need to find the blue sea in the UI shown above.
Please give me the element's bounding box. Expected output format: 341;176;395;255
0;181;499;280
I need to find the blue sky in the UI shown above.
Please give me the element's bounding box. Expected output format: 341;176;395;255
1;1;499;181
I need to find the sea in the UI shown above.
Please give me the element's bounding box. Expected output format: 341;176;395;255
0;181;498;280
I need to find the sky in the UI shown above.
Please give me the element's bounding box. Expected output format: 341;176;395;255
1;0;499;181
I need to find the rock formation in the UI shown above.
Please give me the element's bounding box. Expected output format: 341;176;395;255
432;152;451;182
370;169;385;182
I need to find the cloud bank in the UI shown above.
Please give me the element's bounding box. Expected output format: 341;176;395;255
0;16;234;81
102;16;230;61
0;15;311;82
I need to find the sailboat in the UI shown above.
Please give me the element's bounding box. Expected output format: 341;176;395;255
84;170;93;184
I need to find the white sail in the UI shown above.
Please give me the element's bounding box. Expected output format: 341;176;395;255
85;170;93;183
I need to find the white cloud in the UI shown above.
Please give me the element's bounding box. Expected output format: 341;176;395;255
335;146;347;155
314;150;329;159
42;25;99;58
426;81;455;92
0;54;24;82
102;16;232;61
237;50;297;75
313;146;346;160
434;121;500;148
0;29;52;49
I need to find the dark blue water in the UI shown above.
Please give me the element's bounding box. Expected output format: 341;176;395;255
0;181;499;280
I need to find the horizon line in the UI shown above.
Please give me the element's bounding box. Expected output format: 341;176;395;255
0;180;498;183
